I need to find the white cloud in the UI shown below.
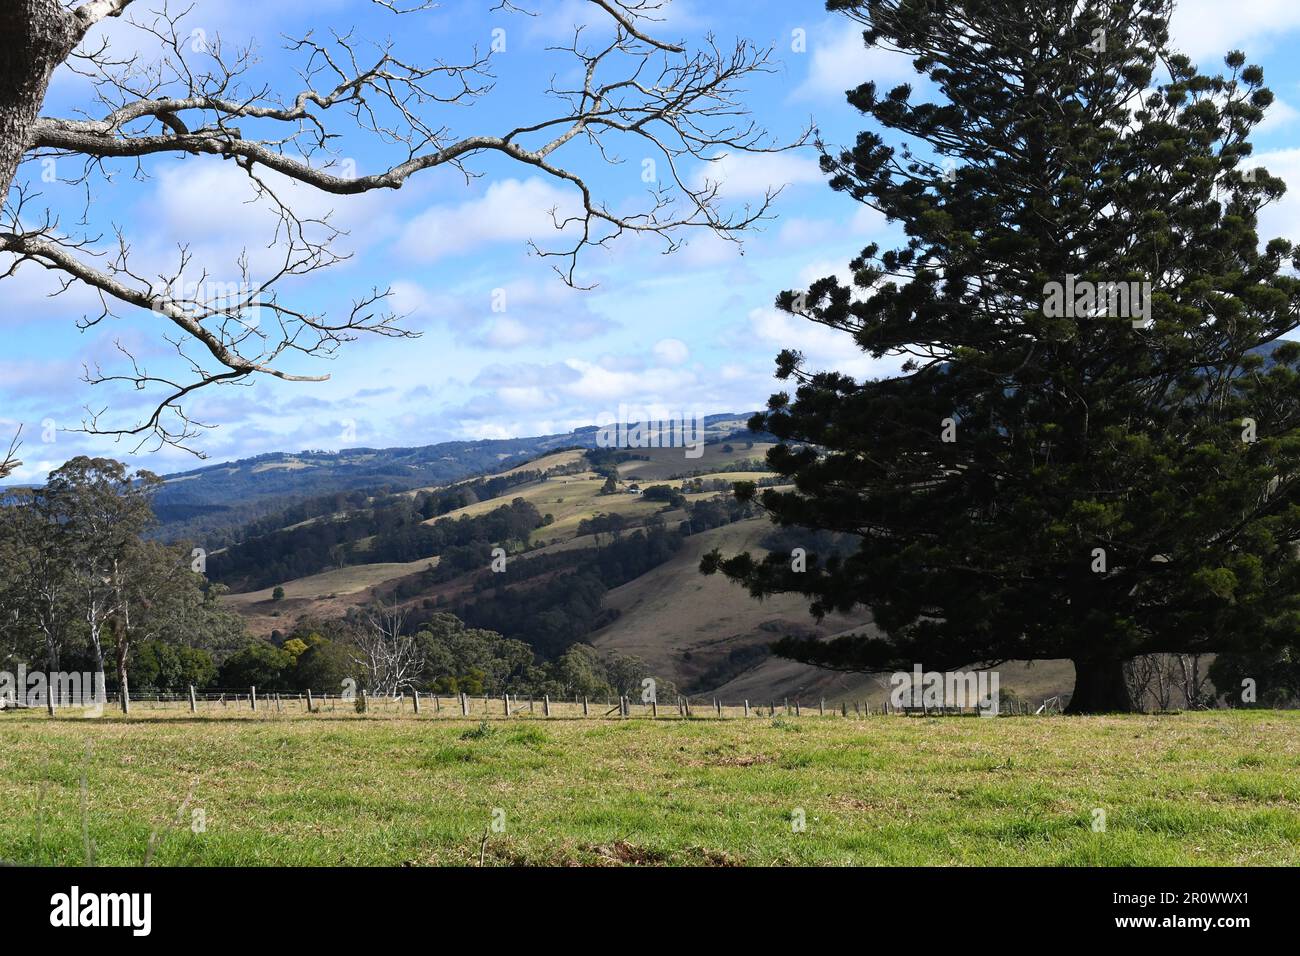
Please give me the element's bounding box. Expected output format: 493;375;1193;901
398;177;581;262
748;306;902;382
526;0;704;44
560;358;698;404
653;338;690;366
449;348;768;441
1169;0;1300;62
0;260;101;326
1252;148;1300;243
1257;97;1300;136
796;257;857;290
673;230;748;268
134;158;396;286
851;204;889;236
778;217;834;247
792;20;922;102
388;274;616;349
778;204;889;250
695;151;823;200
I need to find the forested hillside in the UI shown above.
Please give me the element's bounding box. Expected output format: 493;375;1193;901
147;414;767;544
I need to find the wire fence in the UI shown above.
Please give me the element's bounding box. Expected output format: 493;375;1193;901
3;686;1040;719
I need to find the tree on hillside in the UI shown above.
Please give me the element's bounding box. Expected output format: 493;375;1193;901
414;612;534;694
703;0;1300;712
43;457;161;699
111;537;244;711
0;0;798;456
0;486;76;671
130;639;217;693
218;640;294;692
0;456;246;708
544;643;614;699
292;634;358;695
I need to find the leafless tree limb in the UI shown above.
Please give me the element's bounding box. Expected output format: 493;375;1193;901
0;425;21;479
0;0;805;455
352;601;421;697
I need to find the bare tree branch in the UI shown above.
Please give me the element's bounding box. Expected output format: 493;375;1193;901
352;601;421;697
0;426;22;479
69;0;136;36
0;0;804;455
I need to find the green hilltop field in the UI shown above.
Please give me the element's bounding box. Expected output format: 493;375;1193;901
1;710;1296;866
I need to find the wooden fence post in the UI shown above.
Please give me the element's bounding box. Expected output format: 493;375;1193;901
250;686;257;711
460;692;469;717
503;693;511;717
841;701;848;717
582;696;589;717
651;698;658;718
795;699;801;717
359;689;368;713
188;685;197;714
412;690;421;715
433;695;440;712
769;701;775;716
543;694;551;718
306;689;314;713
819;698;825;717
715;699;722;717
743;699;750;718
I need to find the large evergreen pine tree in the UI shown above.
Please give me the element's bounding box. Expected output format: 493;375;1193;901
704;0;1300;712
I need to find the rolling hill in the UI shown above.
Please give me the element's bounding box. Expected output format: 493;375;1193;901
215;435;1080;704
150;413;767;543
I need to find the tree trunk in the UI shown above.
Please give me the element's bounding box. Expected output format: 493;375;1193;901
116;643;130;715
42;627;60;673
88;622;109;709
0;1;78;198
1066;657;1135;714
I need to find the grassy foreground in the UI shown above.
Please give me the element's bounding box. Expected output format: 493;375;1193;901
1;710;1297;866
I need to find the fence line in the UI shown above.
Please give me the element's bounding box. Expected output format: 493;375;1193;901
4;685;1044;719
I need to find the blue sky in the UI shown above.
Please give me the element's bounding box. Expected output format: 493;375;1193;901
5;0;1300;481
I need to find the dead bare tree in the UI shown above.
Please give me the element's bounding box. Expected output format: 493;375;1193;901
1;0;802;456
0;426;20;479
1150;654;1178;712
1123;655;1157;713
352;601;421;698
1172;653;1212;710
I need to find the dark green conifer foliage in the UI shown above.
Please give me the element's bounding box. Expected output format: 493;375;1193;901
703;0;1300;712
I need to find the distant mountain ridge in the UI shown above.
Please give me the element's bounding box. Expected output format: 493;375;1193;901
152;412;767;542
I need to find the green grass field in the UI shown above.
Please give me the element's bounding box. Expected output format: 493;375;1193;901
1;710;1297;866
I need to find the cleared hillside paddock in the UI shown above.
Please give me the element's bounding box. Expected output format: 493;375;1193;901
0;710;1295;866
